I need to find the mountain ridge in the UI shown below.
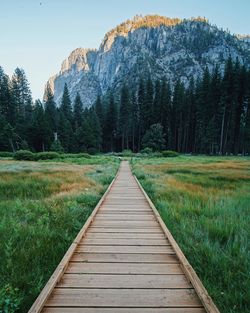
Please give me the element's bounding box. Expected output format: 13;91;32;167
46;15;250;106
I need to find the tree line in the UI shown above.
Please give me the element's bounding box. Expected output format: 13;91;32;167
0;57;250;155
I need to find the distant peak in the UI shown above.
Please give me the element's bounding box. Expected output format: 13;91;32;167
104;15;209;38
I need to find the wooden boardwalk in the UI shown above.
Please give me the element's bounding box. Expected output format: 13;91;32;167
29;161;219;313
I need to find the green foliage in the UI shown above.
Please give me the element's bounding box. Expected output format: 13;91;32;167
140;147;153;154
13;150;35;161
36;152;60;160
142;123;166;151
0;151;13;158
161;150;179;157
121;149;133;156
50;139;64;153
0;284;22;313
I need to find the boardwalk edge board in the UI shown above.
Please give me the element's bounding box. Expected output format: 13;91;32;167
28;165;121;313
134;175;220;313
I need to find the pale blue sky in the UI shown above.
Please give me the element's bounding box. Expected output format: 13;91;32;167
0;0;249;100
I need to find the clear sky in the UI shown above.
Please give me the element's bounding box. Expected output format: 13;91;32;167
1;0;249;100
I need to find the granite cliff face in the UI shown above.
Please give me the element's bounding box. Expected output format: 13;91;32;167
46;15;250;106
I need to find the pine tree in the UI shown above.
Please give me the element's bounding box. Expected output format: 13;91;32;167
119;84;131;151
44;85;58;148
61;83;73;124
104;93;117;152
73;93;83;131
0;67;14;125
144;77;154;130
160;80;171;148
30;100;48;151
137;78;146;149
11;68;32;120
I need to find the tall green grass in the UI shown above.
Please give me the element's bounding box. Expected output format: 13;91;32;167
132;156;250;313
0;157;119;312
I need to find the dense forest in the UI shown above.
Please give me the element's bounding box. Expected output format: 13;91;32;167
0;57;250;155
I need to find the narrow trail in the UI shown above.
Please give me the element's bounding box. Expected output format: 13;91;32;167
29;161;219;313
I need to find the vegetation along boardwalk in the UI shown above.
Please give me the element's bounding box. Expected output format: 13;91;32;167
29;161;220;313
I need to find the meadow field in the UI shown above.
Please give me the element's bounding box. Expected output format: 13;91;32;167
0;153;249;313
0;155;119;312
132;155;250;313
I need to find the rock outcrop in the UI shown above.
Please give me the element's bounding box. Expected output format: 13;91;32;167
46;15;250;106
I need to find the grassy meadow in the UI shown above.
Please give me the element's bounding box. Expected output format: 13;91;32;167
0;155;119;312
132;155;250;313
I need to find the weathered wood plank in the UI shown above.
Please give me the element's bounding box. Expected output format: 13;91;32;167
71;252;178;263
91;220;159;227
66;262;182;274
85;233;165;239
80;238;170;246
95;214;155;220
45;288;202;307
57;273;191;288
43;308;206;313
76;245;175;254
88;227;163;233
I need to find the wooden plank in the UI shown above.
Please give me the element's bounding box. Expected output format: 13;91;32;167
134;175;220;313
76;245;175;254
95;214;155;220
57;273;191;288
84;232;165;239
45;288;202;307
88;227;163;233
43;308;206;313
80;238;170;246
66;262;182;274
91;220;159;227
71;252;178;263
98;209;152;213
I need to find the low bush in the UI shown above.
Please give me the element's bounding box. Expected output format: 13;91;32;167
0;151;14;157
87;148;98;155
121;149;133;157
13;150;35;161
36;152;60;160
62;153;91;159
140;147;153;154
162;150;179;157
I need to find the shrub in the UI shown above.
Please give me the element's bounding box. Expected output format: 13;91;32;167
62;153;91;159
13;150;35;161
87;148;98;155
122;149;133;157
142;123;166;151
36;152;60;160
140;147;153;154
50;140;64;152
162;150;179;157
0;151;13;157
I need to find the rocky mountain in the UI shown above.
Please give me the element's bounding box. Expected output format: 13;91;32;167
46;15;250;106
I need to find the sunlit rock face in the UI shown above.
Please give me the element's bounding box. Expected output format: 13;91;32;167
45;15;250;107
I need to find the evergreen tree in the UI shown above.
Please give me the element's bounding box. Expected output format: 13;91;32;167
119;84;131;150
30;100;48;151
73;93;83;131
61;83;73;123
11;68;32;120
142;123;166;151
44;85;58;148
104;93;117;152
